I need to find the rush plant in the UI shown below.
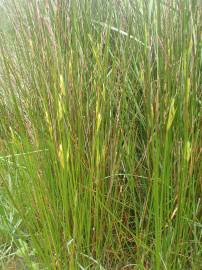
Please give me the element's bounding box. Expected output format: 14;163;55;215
0;0;201;269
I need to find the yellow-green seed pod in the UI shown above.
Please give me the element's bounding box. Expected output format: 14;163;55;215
60;74;65;96
184;141;191;162
167;98;176;131
58;143;64;169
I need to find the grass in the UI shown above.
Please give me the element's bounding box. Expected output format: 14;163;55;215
0;0;201;269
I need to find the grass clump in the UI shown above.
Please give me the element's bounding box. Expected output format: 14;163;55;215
0;0;201;269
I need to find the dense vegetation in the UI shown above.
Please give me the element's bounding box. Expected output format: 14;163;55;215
0;0;201;269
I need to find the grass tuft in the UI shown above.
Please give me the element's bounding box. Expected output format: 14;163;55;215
0;0;201;269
